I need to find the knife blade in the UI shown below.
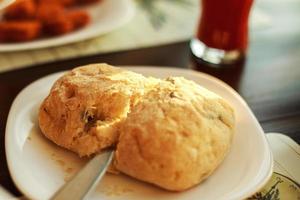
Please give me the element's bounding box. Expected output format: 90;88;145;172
50;150;114;200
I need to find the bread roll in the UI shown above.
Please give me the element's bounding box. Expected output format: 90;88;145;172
114;77;235;191
39;64;158;157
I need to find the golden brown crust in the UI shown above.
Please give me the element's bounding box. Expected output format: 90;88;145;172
38;63;158;157
114;77;235;191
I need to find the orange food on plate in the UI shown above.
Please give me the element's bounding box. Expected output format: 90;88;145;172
3;0;37;20
0;0;100;42
67;10;90;29
36;3;65;22
0;21;41;42
43;16;74;35
77;0;102;5
37;4;73;35
36;0;76;7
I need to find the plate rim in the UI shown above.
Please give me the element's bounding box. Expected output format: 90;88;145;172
5;66;273;200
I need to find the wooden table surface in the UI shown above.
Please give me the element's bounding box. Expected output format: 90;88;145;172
1;0;299;197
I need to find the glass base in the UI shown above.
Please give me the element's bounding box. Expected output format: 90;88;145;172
190;38;244;66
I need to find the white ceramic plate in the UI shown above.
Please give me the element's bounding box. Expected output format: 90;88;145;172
0;0;15;10
5;66;273;200
0;0;135;52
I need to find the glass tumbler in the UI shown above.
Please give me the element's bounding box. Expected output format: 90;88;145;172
190;0;254;65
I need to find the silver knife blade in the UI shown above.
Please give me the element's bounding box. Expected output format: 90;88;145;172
50;150;114;200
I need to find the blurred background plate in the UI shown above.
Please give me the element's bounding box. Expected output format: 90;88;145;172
5;66;273;200
0;0;135;52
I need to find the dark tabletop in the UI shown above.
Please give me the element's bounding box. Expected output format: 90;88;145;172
1;0;300;197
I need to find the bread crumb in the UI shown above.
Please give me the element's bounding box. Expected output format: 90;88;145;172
56;159;65;167
99;184;134;196
64;175;71;182
66;167;73;174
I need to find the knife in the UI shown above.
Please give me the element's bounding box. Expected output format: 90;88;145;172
50;150;114;200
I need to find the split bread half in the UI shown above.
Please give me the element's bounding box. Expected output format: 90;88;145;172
39;64;159;157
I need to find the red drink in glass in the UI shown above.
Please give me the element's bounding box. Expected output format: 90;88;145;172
191;0;254;65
